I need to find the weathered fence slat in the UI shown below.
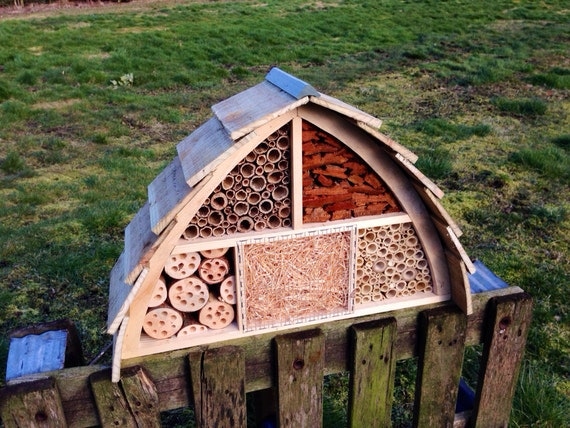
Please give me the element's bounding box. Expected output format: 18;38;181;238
414;306;467;427
0;377;67;428
188;345;246;428
89;368;136;427
120;366;161;427
471;292;533;428
348;317;397;428
275;329;325;428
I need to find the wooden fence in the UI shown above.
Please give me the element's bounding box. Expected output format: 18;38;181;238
0;286;532;427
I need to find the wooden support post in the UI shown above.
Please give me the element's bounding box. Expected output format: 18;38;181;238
413;306;467;428
188;346;247;428
348;318;397;428
120;366;161;427
89;368;137;427
0;377;67;428
274;329;325;428
471;292;533;428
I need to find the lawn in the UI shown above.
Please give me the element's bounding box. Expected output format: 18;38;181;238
0;0;568;426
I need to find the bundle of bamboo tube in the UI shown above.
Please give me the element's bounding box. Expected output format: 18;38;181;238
302;121;401;223
142;248;237;340
182;125;292;240
354;223;433;304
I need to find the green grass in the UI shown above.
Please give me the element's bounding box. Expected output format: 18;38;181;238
0;0;568;425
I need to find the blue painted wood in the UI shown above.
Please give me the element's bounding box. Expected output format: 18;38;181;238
265;67;320;99
468;260;509;293
6;330;68;381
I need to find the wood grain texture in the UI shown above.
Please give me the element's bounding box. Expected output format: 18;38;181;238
348;318;397;428
176;116;235;187
0;377;67;428
188;346;246;428
120;366;161;427
274;329;325;428
124;202;157;285
90;368;136;427
310;93;382;129
413;307;467;428
471;293;533;428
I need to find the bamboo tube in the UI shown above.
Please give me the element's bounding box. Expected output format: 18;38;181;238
402;268;417;281
365;242;378;254
235;189;247;201
267;215;281;229
200;248;229;258
245;152;257;162
198;257;230;284
261;190;271;199
210;193;228;211
254;221;266;232
266;148;282;163
200;226;212;238
282;218;291;227
372;293;384;302
237;216;254;233
263;163;275;173
259;199;274;214
372;260;386;273
197;218;208;227
254;142;269;154
208;211;223;226
143;305;183;339
164;252;201;279
240;163;255;178
212;227;225;237
222;175;234;190
256;154;267;166
246;192;261;205
250;176;266;192
147;276;167;308
199;295;235;330
169;276;209;312
220;275;237;304
267;171;283;184
278;206;290;219
227;213;239;224
277;160;289;171
276;136;289;150
361;283;373;295
183;225;199;240
196;205;210;218
177;316;208;338
249;206;260;218
227;225;237;234
234;201;249;216
273;185;289;201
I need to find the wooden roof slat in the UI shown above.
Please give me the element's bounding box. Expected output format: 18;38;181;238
445;250;473;315
357;122;418;164
309;93;382;129
394;153;445;199
107;266;148;335
148;156;192;235
265;67;320;99
412;182;463;238
212;81;309;140
177;117;235;187
432;218;476;274
124;202;157;285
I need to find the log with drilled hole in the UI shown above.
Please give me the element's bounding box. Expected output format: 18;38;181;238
198;295;235;329
168;276;210;312
142;305;183;339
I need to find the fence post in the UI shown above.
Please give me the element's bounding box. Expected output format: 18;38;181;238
413;306;467;427
188;345;246;428
274;329;325;428
90;368;137;427
471;292;533;427
348;317;397;428
0;377;68;428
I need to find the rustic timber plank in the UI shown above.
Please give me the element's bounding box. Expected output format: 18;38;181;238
0;288;524;427
120;366;161;427
413;306;467;428
124;202;157;285
0;377;67;428
432;217;476;274
411;182;462;237
446;250;473;315
188;346;246;428
90;368;136;427
348;318;397;428
310;93;382;129
274;329;325;428
471;292;533;428
357;122;418;164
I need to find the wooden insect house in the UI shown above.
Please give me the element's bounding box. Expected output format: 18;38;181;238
107;68;475;381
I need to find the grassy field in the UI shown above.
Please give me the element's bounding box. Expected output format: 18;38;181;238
0;0;568;425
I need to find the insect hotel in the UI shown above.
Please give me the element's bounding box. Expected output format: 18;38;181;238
107;67;475;382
